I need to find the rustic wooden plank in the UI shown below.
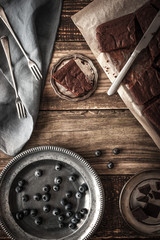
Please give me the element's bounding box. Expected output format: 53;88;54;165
0;110;156;175
41;42;127;110
57;0;93;42
1;175;160;240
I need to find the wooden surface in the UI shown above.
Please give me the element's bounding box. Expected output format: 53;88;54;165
0;0;160;239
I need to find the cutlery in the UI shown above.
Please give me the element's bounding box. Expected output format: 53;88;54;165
107;10;160;96
1;36;27;119
0;5;42;81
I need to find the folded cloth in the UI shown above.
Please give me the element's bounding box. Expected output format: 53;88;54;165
0;0;63;156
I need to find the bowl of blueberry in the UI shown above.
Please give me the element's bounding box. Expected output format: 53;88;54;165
0;146;105;240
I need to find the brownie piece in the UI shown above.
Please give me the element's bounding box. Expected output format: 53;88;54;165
136;195;149;203
52;59;93;97
136;2;158;33
149;29;160;60
138;184;151;195
132;207;148;222
143;97;160;130
96;13;137;52
144;202;160;218
151;0;160;10
156;181;160;190
129;67;160;105
152;191;160;199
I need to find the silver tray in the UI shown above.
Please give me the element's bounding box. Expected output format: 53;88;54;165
0;146;105;240
119;169;160;236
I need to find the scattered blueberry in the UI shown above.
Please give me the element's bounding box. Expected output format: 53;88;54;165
79;184;88;193
33;193;41;201
65;203;73;211
54;176;62;185
35;217;42;225
53;185;60;192
107;162;114;169
42;193;51;202
18;179;25;187
75;212;82;220
42;185;51;193
15;186;23;193
30;209;38;217
71;217;79;224
16;212;24;220
66;211;73;218
65;191;72;198
58;215;65;222
95;150;102;157
35;169;43;177
112;148;120;155
23;209;30;216
52;208;60;216
60;198;68;206
80;208;88;215
75;192;83;199
69;175;77;182
55;163;62;171
59;222;65;228
43;205;51;213
68;222;76;229
22;194;29;202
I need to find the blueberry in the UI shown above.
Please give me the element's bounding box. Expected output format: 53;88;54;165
43;205;50;213
35;169;43;177
30;209;38;217
65;203;72;211
33;193;41;201
71;217;79;224
16;212;24;220
52;208;60;216
54;176;62;185
69;175;77;182
55;163;62;171
60;198;68;206
112;148;120;155
59;222;65;228
75;192;83;199
18;179;25;187
35;217;42;225
79;184;88;193
42;184;51;193
53;185;60;192
65;191;72;198
58;215;65;222
95;150;102;157
42;193;51;202
23;209;30;216
22;194;29;202
15;186;23;193
66;211;73;218
80;208;88;215
107;162;114;169
75;212;82;220
68;222;76;229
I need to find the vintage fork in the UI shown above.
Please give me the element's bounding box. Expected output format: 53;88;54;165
0;5;42;81
1;36;27;119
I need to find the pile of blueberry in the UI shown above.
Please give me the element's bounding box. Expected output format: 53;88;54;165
14;163;89;230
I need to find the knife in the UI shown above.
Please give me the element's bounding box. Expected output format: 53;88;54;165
107;10;160;96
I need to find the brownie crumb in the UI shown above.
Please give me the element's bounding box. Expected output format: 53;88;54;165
138;184;151;195
132;207;148;222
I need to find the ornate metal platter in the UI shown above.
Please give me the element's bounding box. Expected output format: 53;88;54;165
119;170;160;236
0;146;105;240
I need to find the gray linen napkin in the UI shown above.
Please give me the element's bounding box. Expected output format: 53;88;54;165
0;0;63;156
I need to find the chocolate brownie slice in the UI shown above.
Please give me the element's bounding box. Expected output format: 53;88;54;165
52;59;93;97
136;195;149;203
143;97;160;130
138;183;151;195
132;207;148;222
149;29;160;60
144;202;160;218
129;67;160;105
151;0;160;10
152;191;160;199
96;13;137;52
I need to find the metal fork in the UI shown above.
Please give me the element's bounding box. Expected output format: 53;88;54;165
0;5;42;81
1;36;27;119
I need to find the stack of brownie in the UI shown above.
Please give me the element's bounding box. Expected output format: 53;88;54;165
96;0;160;133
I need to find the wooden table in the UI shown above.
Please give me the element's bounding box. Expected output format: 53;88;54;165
0;0;160;239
